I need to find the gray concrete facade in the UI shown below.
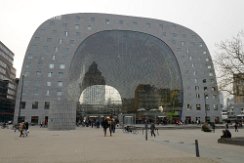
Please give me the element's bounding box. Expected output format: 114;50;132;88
14;13;220;129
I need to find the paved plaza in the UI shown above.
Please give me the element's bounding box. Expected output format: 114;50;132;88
0;126;243;163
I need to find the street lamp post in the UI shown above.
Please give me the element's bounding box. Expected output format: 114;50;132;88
18;74;25;123
204;93;208;122
145;117;148;141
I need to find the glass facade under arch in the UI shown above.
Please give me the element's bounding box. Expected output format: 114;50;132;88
69;30;183;117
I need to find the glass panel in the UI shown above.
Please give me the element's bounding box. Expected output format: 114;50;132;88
70;30;183;120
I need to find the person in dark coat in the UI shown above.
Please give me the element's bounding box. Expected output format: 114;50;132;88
211;122;215;133
24;122;29;136
101;118;109;136
234;122;238;132
150;123;156;137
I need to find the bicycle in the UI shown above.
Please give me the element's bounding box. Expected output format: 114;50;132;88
122;126;138;134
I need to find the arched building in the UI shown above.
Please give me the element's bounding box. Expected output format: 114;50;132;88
14;13;220;129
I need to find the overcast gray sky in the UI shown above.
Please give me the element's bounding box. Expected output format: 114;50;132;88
1;0;244;77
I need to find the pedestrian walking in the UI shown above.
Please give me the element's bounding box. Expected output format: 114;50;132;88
111;119;116;133
19;122;25;137
150;122;156;137
107;117;113;136
211;122;215;133
24;121;29;136
225;123;229;129
101;117;109;136
234;122;238;132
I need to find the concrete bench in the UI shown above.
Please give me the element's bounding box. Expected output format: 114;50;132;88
218;137;244;146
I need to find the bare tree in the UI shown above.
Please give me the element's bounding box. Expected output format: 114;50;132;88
214;31;244;95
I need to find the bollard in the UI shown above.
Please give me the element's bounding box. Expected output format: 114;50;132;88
195;139;200;157
145;122;148;141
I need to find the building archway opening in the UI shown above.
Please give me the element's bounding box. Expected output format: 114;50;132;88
69;30;183;125
77;85;122;126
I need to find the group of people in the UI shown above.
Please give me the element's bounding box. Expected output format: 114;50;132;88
77;119;101;128
220;121;243;138
40;120;48;128
101;116;116;136
18;121;29;137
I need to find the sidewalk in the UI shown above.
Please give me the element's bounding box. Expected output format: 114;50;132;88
1;126;239;163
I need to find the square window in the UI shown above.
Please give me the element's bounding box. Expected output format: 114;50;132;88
59;39;63;44
47;82;51;86
57;92;63;96
119;20;123;24
27;55;33;59
58;81;63;87
70;40;75;44
106;19;110;24
58;72;64;77
20;101;26;109
49;64;54;69
75;24;80;30
44;102;50;109
205;104;210;110
76;15;80;21
65;31;68;37
147;23;151;28
196;94;200;98
36;71;41;77
90;17;95;22
181;41;185;46
195;86;199;90
60;64;65;69
204;94;209;99
196;104;201;110
47;38;52;42
172;33;177;37
213;104;218;110
48;72;52;77
187;104;192;110
32;101;38;109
